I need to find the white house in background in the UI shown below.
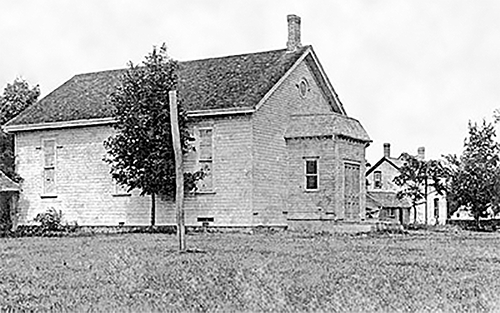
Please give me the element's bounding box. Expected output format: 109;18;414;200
366;143;447;225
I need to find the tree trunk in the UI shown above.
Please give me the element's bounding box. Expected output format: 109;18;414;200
424;178;428;225
151;193;156;226
413;202;417;224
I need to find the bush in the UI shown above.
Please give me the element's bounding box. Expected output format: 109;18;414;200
34;208;63;232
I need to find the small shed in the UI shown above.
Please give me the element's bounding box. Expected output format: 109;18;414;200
366;190;411;225
0;171;21;230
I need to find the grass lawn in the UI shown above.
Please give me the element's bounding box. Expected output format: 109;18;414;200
1;230;500;312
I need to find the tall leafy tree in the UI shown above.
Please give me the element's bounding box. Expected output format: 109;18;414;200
104;44;203;226
0;78;40;181
394;153;447;224
444;120;500;226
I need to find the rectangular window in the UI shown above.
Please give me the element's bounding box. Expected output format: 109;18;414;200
198;128;213;191
43;139;56;194
434;198;440;220
305;159;318;191
374;171;382;189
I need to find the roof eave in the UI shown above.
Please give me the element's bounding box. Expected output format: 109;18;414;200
366;156;402;176
3;117;116;132
306;47;347;115
254;46;310;112
187;107;255;118
3;107;256;132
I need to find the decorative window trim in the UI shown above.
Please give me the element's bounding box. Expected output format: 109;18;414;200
298;77;310;98
304;157;319;192
196;127;215;193
41;138;57;196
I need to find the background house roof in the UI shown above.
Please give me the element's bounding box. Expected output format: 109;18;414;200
284;113;371;142
367;190;411;208
7;46;309;126
366;156;405;176
0;171;20;192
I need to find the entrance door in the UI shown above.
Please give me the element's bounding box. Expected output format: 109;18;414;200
344;163;360;220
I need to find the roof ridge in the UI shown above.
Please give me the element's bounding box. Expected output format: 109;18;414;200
179;47;291;63
71;46;311;78
73;68;125;78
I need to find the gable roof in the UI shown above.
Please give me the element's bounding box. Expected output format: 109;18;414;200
366;156;405;176
0;171;20;192
6;46;313;128
367;191;411;209
284;113;370;143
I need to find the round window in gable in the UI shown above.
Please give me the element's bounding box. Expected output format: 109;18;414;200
298;78;309;98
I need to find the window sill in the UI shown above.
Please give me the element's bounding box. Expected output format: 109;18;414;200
195;190;216;195
304;189;319;193
112;193;132;197
40;194;58;199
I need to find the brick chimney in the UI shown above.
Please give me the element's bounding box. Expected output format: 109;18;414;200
287;14;301;52
383;143;391;158
417;147;425;160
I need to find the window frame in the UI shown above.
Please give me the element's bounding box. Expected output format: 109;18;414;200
304;157;319;192
41;138;57;197
374;170;382;189
197;127;215;193
298;77;309;98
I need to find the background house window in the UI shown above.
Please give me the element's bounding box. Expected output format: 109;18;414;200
374;171;382;189
43;139;56;194
305;159;318;190
198;128;213;191
434;198;439;220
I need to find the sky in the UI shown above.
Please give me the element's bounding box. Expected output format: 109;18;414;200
1;0;500;163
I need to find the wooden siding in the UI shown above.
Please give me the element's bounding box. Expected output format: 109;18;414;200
251;60;337;225
15;125;150;226
177;115;254;226
15;115;254;226
285;137;337;220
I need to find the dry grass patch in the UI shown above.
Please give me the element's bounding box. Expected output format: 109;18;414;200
1;230;499;311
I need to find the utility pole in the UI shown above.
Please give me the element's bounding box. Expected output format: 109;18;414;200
169;90;186;251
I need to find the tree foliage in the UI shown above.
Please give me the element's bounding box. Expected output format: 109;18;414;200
0;78;40;181
444;120;500;223
394;153;447;223
104;44;203;200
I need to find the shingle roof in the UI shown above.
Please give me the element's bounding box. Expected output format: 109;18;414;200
284;113;371;142
0;171;20;192
7;46;309;126
367;191;411;209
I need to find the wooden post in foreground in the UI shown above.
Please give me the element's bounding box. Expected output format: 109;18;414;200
169;90;185;251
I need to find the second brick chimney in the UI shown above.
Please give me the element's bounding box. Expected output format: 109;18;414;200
417;147;425;160
383;143;391;158
287;14;301;52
